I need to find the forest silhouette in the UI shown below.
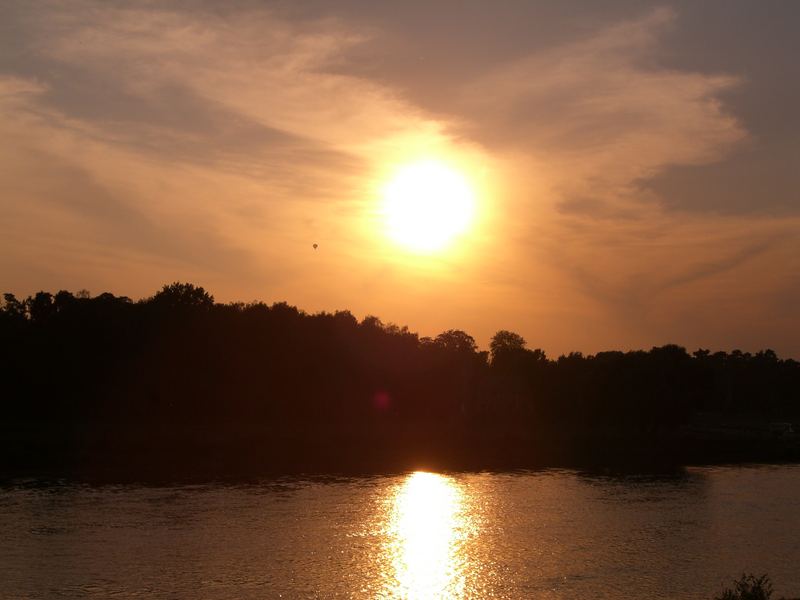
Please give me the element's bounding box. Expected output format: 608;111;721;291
2;283;799;477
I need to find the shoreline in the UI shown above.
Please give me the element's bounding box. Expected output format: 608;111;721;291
4;424;799;483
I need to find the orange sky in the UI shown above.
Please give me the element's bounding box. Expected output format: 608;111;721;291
1;1;799;357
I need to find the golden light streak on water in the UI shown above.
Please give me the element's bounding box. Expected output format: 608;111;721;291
383;471;471;599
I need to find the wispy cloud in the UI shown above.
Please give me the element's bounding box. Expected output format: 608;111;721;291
453;8;745;212
0;2;797;355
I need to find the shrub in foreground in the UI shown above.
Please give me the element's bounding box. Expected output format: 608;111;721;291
715;574;776;600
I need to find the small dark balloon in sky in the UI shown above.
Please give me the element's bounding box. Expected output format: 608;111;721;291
313;243;318;250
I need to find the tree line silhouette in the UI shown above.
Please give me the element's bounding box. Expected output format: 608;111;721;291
2;283;799;475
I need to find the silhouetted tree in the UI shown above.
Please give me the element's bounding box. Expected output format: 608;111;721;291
490;330;527;363
150;282;214;310
434;329;477;354
1;293;26;320
1;282;799;473
27;292;55;323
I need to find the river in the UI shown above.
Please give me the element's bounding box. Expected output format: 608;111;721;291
2;465;799;598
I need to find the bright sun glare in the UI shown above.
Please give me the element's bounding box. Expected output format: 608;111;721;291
382;160;476;253
387;471;466;597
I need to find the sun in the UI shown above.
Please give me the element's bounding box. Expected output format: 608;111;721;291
381;160;476;253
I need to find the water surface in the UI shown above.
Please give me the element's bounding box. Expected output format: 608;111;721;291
1;465;799;598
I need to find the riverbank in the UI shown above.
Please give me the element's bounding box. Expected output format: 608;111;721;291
4;421;799;482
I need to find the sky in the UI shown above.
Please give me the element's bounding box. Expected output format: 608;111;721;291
1;0;799;357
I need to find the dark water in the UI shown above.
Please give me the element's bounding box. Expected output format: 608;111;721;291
1;465;799;599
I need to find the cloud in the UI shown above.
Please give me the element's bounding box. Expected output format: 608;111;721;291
643;147;800;216
0;84;257;298
450;8;745;212
0;4;391;299
396;7;797;354
0;2;798;356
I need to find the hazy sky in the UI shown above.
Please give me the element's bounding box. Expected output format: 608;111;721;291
2;1;799;357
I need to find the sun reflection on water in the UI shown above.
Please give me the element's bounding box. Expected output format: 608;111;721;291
383;471;470;599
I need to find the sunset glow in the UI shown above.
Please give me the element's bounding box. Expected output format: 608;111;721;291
1;1;798;358
3;3;800;597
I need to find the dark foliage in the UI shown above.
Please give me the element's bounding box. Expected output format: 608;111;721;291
1;283;799;476
715;574;774;600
